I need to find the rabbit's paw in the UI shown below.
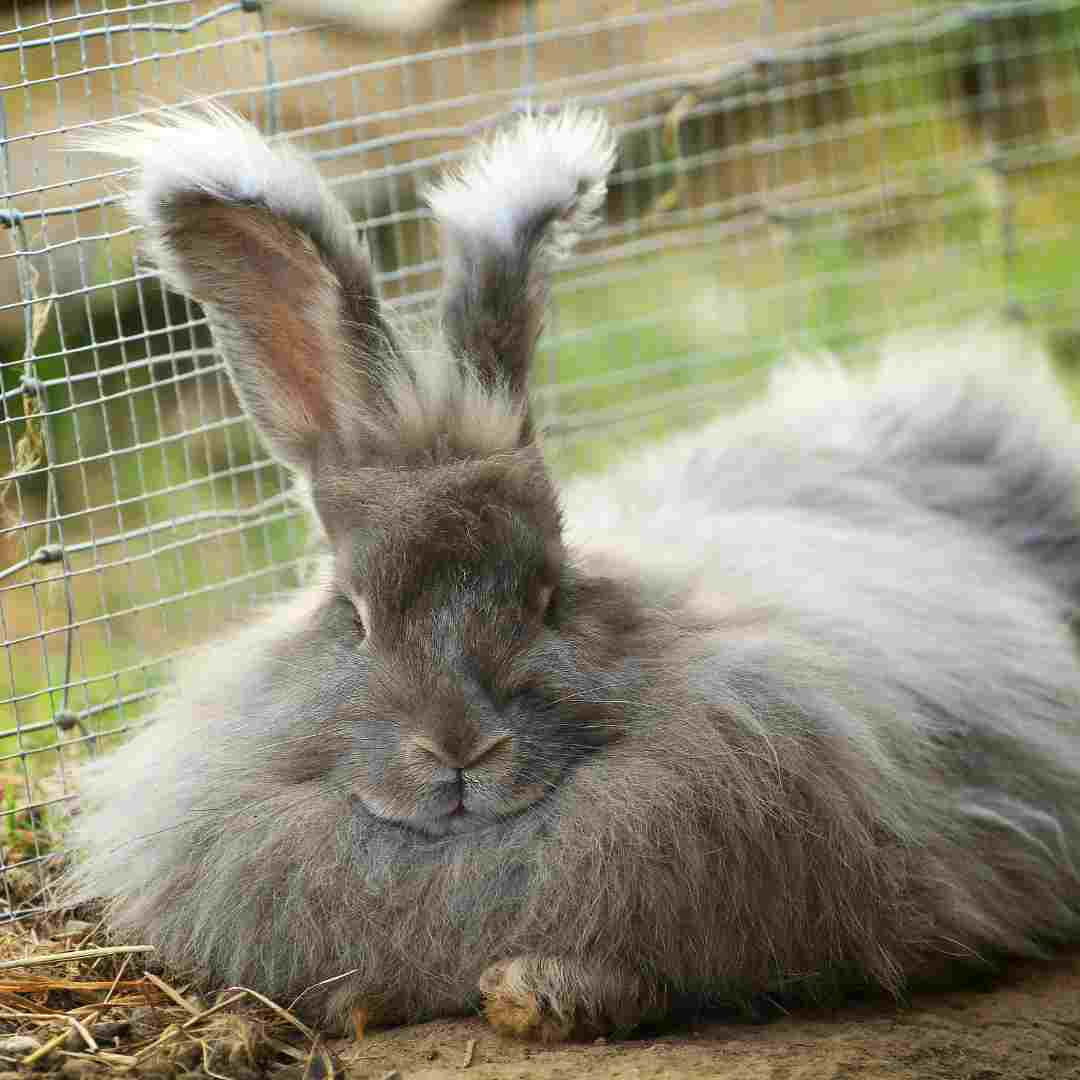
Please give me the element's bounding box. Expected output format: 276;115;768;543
480;956;662;1042
479;957;577;1042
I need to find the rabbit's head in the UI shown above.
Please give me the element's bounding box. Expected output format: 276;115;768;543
317;451;609;840
101;106;626;839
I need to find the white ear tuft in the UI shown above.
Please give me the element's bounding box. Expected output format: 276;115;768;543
76;105;360;302
425;108;616;400
425;107;616;264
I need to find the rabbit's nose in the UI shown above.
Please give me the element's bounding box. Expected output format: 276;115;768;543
409;732;512;771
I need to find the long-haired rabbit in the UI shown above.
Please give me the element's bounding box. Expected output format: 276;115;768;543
64;105;1080;1041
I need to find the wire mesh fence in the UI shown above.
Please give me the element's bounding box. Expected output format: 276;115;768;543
2;0;1080;920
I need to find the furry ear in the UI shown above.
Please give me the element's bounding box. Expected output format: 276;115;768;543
90;107;399;476
426;108;616;408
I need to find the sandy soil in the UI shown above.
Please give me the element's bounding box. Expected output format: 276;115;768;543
333;951;1080;1080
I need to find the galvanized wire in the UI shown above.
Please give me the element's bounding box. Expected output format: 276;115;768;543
2;0;1080;919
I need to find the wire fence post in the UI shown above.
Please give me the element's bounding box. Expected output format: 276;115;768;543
521;0;537;107
972;7;1025;324
247;0;281;136
0;88;78;742
756;0;798;348
0;81;82;901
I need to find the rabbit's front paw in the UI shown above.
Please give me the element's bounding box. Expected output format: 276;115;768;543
479;956;664;1042
479;957;576;1042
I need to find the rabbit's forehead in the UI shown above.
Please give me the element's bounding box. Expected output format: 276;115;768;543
356;511;560;615
325;458;563;615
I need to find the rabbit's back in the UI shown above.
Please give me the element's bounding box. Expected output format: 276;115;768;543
569;331;1080;597
565;331;1080;944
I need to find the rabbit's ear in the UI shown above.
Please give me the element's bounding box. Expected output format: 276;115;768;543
92;108;398;476
426;109;615;409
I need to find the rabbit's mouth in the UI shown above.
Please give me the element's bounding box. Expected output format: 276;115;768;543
356;787;549;839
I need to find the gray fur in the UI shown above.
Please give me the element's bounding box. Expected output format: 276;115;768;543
426;108;615;411
64;109;1080;1039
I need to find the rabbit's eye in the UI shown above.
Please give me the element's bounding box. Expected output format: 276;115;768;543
351;594;371;640
537;584;556;623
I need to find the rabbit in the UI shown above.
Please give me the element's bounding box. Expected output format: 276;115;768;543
62;103;1080;1043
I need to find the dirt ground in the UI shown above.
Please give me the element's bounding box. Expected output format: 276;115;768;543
334;951;1080;1080
0;907;1078;1079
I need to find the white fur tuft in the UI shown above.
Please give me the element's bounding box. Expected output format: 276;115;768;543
79;105;360;292
425;108;616;261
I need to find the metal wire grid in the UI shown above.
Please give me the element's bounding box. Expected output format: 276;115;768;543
2;0;1080;919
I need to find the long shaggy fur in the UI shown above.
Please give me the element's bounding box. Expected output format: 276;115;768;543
87;105;360;303
425;107;615;263
425;109;616;405
64;106;1080;1041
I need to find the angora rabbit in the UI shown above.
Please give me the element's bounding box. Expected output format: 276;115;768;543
65;105;1080;1041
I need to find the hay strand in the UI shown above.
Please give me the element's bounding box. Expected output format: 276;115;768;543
0;945;153;971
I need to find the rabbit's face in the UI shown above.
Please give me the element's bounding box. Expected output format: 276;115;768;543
314;453;625;839
96;107;622;844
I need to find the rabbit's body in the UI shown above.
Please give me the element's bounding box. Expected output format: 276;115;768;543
66;108;1080;1040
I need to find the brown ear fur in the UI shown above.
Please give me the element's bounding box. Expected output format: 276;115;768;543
170;198;346;462
427;109;616;408
94;109;400;476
